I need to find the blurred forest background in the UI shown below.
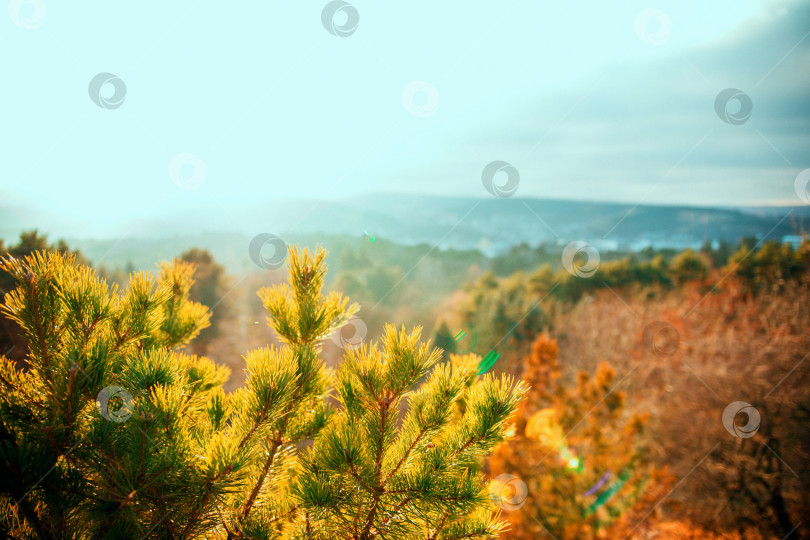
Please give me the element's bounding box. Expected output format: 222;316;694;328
1;226;807;539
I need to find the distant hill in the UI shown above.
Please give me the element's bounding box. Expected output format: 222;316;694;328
2;195;806;269
276;194;805;252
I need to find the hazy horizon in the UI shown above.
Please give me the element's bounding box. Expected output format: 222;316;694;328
0;192;810;247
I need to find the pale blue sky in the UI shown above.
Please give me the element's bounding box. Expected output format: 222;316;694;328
1;0;808;238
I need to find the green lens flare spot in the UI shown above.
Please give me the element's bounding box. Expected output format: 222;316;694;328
476;350;500;375
450;325;477;354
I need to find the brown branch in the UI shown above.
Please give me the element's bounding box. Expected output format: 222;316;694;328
179;464;234;539
55;484;107;503
358;395;392;540
353;499;364;538
289;415;326;443
234;401;273;454
62;364;78;439
428;508;452;540
383;434;488;531
242;352;317;519
92;490;136;540
0;370;16;389
389;496;413;519
384;425;429;484
266;504;298;525
348;461;376;494
241;439;280;517
441;532;489;540
78;313;103;356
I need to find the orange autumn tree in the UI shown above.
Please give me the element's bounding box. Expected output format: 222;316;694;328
488;334;670;539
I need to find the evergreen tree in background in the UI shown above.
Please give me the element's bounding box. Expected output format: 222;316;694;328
180;248;231;355
0;245;526;539
431;321;457;358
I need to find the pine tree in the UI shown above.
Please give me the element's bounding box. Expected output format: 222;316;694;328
0;245;526;539
179;248;231;356
290;330;526;539
431;321;457;357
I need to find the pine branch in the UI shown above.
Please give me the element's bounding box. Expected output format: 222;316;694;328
266;504;298;525
91;490;136;540
358;394;392;540
429;508;452;540
241;439;280;518
385;425;428;484
389;495;413;517
347;459;375;494
26;275;53;370
180;464;234;539
13;497;53;540
241;370;306;519
234;400;273;454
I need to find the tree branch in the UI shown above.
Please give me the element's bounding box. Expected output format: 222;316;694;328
358;395;392;540
385;425;429;484
180;464;234;539
241;439;280;517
